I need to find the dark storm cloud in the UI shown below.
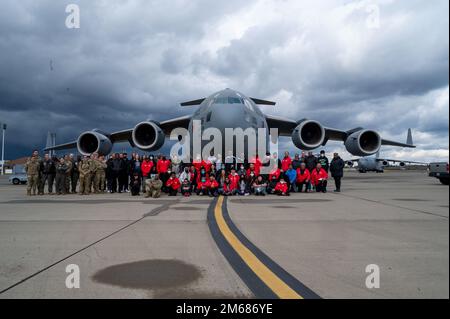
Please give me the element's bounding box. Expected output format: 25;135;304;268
0;0;448;161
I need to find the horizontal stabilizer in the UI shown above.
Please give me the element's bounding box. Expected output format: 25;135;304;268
250;98;276;105
180;98;205;106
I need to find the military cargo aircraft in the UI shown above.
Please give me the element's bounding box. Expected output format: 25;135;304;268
45;88;415;159
346;129;427;172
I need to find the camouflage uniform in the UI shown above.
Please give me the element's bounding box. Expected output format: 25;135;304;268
91;159;100;193
25;156;41;196
78;159;92;195
96;160;107;192
88;158;97;194
65;159;73;194
145;178;163;198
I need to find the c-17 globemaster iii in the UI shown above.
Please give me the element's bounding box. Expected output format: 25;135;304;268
346;129;427;173
45;88;415;160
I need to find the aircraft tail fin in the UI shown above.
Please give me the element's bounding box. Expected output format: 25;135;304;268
406;128;413;146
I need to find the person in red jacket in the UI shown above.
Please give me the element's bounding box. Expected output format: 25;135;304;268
268;165;281;181
274;178;290;196
249;155;262;176
141;156;154;179
166;172;181;196
204;175;219;197
157;156;171;191
296;162;311;193
228;169;240;191
310;163;328;193
281;151;292;172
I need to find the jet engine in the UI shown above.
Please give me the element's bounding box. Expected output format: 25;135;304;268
291;120;325;150
132;121;165;151
346;161;354;167
382;160;389;166
344;129;381;157
399;162;406;167
77;130;112;156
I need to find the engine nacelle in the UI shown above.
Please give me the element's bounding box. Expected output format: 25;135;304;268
344;129;381;156
382;160;389;166
132;121;165;151
346;161;354;167
399;162;405;167
77;131;112;156
291;120;325;150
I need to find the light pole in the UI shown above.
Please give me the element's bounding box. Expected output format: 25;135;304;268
0;123;5;175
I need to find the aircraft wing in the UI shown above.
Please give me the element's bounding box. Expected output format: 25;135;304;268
109;115;192;142
264;115;297;136
265;115;416;148
44;140;77;152
380;139;415;148
376;158;428;165
44;115;191;152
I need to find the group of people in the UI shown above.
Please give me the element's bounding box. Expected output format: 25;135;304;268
24;149;346;198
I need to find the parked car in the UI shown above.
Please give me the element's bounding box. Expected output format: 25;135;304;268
429;162;449;185
8;165;27;185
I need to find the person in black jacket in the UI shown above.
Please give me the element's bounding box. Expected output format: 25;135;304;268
39;153;55;195
329;153;345;192
317;150;329;172
305;151;317;173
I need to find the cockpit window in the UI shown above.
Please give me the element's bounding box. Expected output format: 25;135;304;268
213;97;244;104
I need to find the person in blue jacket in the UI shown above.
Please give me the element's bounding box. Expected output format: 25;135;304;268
285;164;297;192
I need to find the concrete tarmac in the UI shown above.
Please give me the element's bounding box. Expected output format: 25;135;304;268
0;170;448;298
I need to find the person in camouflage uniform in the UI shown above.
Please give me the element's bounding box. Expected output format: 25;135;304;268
145;174;163;198
78;156;92;195
96;155;107;192
24;151;41;196
64;154;73;194
89;153;99;194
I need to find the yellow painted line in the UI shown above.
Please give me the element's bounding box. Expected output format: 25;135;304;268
214;196;303;299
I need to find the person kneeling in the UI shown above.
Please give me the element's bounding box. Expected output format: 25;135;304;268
166;173;181;196
145;174;163;198
252;175;267;196
311;163;328;193
204;175;219;197
181;179;192;197
274;178;290;196
130;173;141;196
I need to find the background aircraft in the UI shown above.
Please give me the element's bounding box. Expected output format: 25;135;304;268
346;129;427;172
45;88;415;159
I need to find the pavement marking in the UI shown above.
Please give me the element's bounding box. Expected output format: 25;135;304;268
331;192;448;219
207;196;320;299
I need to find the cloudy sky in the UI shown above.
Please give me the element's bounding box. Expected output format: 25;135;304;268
0;0;448;162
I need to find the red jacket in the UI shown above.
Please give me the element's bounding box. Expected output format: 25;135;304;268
275;182;288;193
249;157;262;175
310;168;328;186
228;174;240;190
141;160;153;177
281;156;292;172
193;160;211;172
204;180;219;189
296;168;310;183
157;159;171;173
166;177;181;190
222;183;232;192
269;168;281;181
